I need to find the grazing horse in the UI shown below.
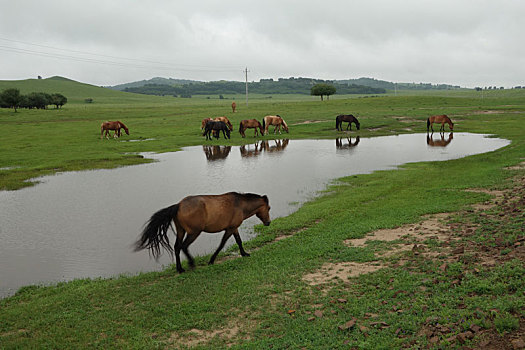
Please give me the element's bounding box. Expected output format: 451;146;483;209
201;118;213;130
239;119;263;138
101;121;129;139
213;116;233;131
427;115;454;132
231;101;237;113
427;132;453;147
135;192;271;273
335;114;360;131
203;120;231;140
262;115;289;135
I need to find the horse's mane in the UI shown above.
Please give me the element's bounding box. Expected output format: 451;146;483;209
232;192;268;204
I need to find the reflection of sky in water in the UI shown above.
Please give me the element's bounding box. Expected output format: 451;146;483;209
0;133;509;297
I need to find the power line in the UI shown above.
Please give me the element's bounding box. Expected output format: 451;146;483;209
0;37;240;73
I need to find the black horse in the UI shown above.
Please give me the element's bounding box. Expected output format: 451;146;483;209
336;114;360;131
203;120;231;140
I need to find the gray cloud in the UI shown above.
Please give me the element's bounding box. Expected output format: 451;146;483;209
1;0;524;87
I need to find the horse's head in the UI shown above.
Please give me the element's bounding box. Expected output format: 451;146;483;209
355;121;360;130
256;195;271;226
450;123;454;131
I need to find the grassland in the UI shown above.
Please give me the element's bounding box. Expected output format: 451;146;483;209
0;79;524;349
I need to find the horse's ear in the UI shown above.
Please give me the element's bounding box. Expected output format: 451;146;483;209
262;195;269;204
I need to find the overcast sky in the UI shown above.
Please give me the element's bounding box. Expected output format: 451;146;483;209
1;0;524;87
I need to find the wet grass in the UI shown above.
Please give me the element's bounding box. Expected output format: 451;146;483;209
0;86;524;348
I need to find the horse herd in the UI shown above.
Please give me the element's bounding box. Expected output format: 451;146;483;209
101;114;453;141
108;110;454;273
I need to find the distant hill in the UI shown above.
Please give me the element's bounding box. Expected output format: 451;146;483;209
110;77;200;91
121;77;387;96
0;76;146;103
336;77;461;90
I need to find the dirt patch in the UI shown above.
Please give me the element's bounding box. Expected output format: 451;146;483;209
303;262;385;286
505;160;525;170
291;120;326;125
166;316;256;348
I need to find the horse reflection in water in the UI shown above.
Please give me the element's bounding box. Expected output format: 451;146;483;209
240;142;263;158
260;139;290;153
240;139;290;158
336;136;360;149
203;145;232;161
135;192;271;273
427;132;454;147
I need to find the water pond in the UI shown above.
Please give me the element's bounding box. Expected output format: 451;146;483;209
0;133;509;297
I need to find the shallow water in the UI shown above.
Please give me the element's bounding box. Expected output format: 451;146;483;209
0;133;509;297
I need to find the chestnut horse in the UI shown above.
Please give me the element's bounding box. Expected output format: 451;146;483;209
232;101;237;113
262;115;288;135
201;118;213;130
101;121;129;139
427;115;454;132
239;119;263;138
135;192;271;273
335;114;360;131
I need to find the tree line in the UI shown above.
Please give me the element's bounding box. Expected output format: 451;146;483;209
123;77;386;97
0;88;67;112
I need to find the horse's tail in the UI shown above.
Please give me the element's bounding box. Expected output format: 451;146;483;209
262;117;266;132
426;118;430;131
239;121;243;133
134;204;179;260
336;116;340;129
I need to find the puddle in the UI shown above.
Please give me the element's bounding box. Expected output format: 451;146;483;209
0;133;509;297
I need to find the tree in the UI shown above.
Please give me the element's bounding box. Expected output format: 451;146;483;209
50;93;68;109
0;88;23;112
26;92;51;109
310;83;336;101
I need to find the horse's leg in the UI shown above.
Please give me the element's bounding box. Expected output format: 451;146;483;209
181;232;201;269
173;224;187;273
232;229;250;257
209;229;234;265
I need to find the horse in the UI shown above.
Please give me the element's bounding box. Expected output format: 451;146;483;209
201;118;213;130
213;116;233;131
239;119;263;138
335;115;360;131
427;132;453;147
231;101;237;113
100;121;129;139
134;192;271;273
262;115;289;135
203;120;231;140
427;115;454;132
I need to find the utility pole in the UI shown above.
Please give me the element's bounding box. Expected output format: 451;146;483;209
244;67;249;107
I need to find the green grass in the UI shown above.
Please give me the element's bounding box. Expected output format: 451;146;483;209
0;79;524;348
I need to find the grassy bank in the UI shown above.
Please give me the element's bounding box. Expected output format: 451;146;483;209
0;85;524;349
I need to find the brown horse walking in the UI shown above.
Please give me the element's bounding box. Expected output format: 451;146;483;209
427;115;454;132
262;115;289;135
135;192;271;273
239;119;263;138
101;121;129;139
231;101;237;113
